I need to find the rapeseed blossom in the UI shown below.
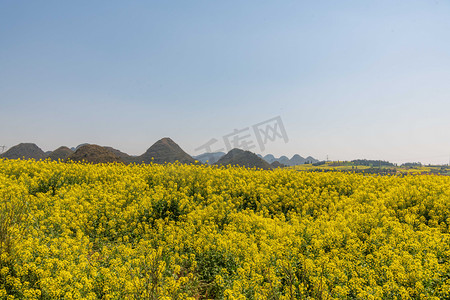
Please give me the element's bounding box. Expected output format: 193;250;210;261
0;158;449;299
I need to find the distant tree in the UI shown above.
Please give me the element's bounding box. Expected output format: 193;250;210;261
401;162;422;168
351;159;394;167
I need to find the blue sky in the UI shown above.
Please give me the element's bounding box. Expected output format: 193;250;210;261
1;1;449;164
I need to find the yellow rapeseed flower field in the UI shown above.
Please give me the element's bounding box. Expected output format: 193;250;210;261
0;158;449;299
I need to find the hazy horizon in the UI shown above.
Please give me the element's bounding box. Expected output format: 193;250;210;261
1;1;449;164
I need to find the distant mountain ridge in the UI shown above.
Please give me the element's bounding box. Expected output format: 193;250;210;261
0;143;46;160
103;146;135;164
262;153;319;166
136;137;196;164
2;140;319;168
68;145;121;164
71;143;89;152
198;152;319;166
193;152;225;164
270;161;286;168
47;146;73;161
215;148;273;170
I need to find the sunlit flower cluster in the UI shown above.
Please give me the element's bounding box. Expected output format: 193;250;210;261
1;158;449;299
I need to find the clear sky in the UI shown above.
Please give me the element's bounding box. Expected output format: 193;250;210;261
1;1;449;164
